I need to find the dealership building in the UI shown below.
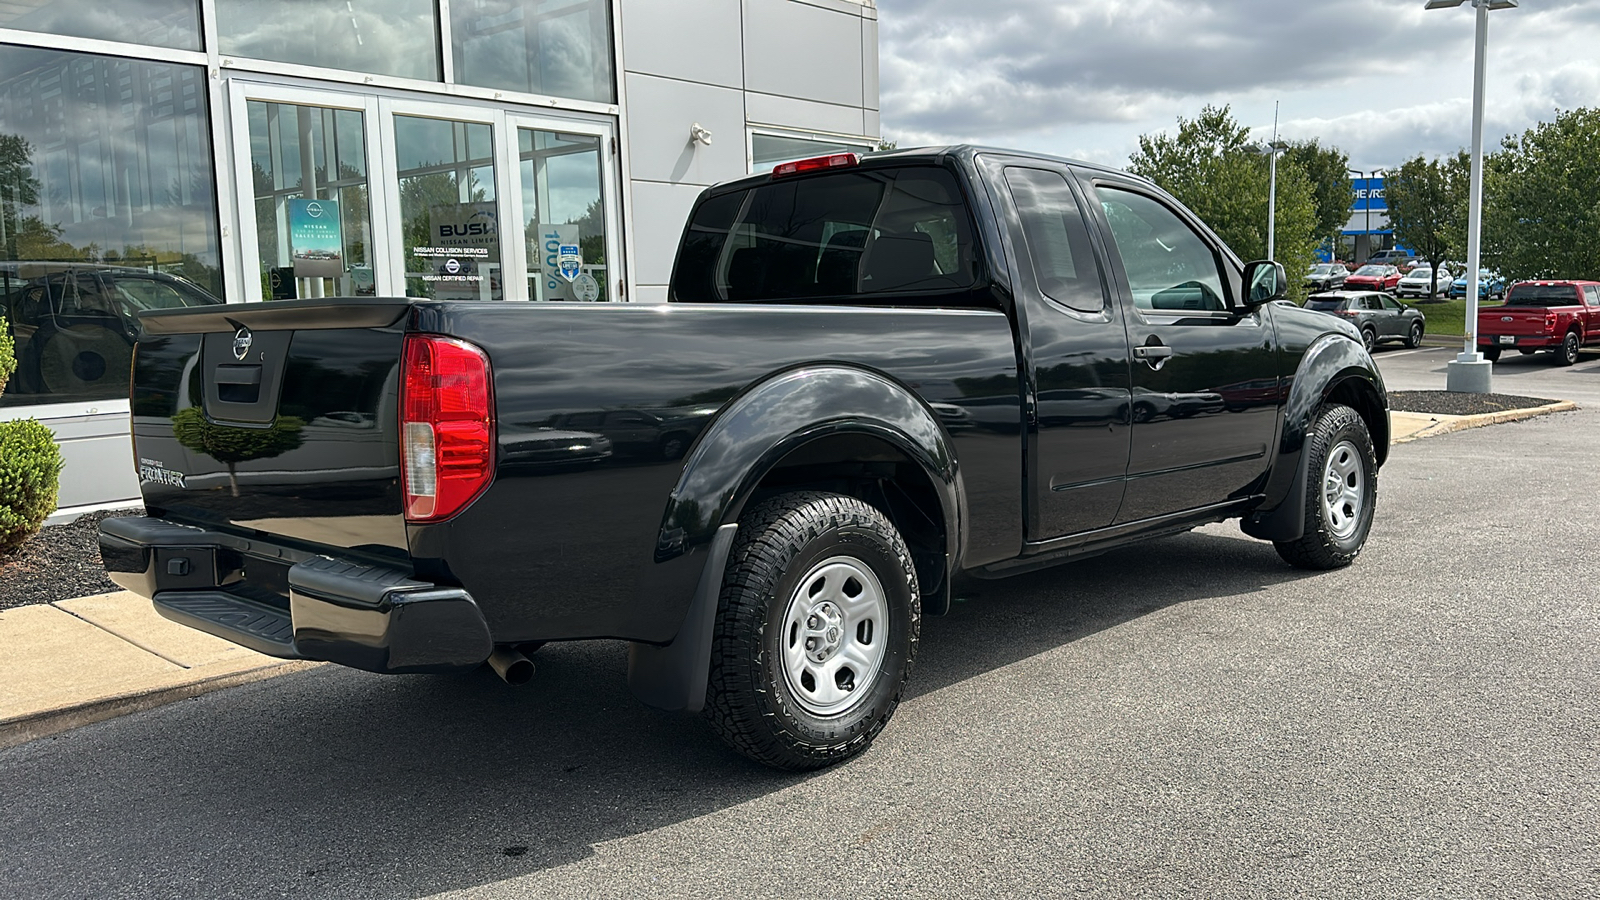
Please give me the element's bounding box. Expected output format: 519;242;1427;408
0;0;881;518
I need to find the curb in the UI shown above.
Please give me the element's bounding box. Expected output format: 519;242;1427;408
0;660;319;752
1391;400;1577;444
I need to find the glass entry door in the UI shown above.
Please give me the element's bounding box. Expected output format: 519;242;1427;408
383;106;506;301
514;121;616;302
231;82;618;302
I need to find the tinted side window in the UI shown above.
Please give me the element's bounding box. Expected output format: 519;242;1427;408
670;166;978;303
1094;188;1229;312
1002;167;1107;313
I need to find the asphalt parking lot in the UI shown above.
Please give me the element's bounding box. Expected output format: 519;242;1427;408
1;348;1596;899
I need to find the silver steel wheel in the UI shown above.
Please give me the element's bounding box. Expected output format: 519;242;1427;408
1321;439;1365;541
780;555;888;717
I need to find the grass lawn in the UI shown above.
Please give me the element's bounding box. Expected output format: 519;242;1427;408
1409;297;1482;339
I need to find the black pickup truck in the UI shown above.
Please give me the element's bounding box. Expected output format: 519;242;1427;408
101;147;1387;770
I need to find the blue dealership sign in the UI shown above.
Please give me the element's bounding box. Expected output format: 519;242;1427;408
1351;177;1387;212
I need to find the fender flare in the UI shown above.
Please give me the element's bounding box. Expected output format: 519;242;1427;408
629;365;964;713
1242;334;1388;542
656;364;963;566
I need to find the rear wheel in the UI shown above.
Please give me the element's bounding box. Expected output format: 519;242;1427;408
704;491;920;770
1360;328;1376;352
1273;404;1378;571
1483;347;1501;362
1556;330;1581;366
1405;321;1424;348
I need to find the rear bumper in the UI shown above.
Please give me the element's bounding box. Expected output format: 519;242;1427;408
1479;334;1559;350
98;515;492;673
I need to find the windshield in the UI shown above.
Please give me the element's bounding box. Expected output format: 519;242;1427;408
1309;264;1339;275
1505;284;1581;306
1353;265;1385;276
1407;267;1433;278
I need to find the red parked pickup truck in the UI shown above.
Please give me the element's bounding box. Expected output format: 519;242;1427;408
1478;280;1600;365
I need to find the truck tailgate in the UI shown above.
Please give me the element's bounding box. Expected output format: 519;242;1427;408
131;298;412;564
1480;306;1560;337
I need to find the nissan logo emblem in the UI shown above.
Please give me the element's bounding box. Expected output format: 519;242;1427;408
232;325;253;360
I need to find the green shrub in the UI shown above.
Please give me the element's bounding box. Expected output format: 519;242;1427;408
0;418;63;553
0;314;16;398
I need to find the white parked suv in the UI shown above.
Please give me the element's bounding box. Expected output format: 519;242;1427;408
1396;265;1452;299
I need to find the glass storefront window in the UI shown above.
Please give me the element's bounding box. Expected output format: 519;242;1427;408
217;0;441;82
452;0;615;104
0;46;221;410
518;128;605;301
246;101;374;299
394;115;501;300
752;133;874;174
0;1;201;52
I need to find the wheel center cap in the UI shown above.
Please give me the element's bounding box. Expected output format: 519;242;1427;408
802;601;845;663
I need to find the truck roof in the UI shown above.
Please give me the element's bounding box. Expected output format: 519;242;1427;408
701;145;1153;197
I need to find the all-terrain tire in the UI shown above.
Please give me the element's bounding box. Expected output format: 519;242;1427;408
704;491;920;770
1556;330;1581;366
1273;404;1378;570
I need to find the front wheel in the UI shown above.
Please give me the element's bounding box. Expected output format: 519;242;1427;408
704;491;920;770
1556;330;1581;366
1405;321;1424;348
1273;404;1378;570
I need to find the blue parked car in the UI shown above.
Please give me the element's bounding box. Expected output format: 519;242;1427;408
1447;269;1506;300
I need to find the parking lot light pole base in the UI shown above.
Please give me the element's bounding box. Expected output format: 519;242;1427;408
1446;357;1493;393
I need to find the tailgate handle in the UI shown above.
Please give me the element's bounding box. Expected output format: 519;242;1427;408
214;365;262;386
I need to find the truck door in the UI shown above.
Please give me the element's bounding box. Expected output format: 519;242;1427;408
1079;175;1280;524
988;160;1131;540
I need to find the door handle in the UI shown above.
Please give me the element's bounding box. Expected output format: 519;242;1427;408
1133;345;1174;360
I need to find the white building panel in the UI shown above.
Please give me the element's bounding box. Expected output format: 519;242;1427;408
743;0;865;109
624;72;749;185
619;0;744;89
746;92;865;137
628;180;708;287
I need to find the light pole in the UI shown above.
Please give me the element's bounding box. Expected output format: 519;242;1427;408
1248;103;1289;260
1427;0;1517;393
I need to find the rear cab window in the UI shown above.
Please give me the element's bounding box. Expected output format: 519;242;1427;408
671;165;981;305
1506;284;1583;306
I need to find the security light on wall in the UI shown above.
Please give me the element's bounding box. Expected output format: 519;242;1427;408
690;123;713;146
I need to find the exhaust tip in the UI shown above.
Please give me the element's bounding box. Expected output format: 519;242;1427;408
488;648;535;686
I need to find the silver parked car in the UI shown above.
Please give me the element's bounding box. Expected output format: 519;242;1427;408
1305;290;1427;352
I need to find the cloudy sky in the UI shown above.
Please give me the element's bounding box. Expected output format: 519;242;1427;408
877;0;1600;172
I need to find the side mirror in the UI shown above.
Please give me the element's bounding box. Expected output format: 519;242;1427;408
1241;260;1288;308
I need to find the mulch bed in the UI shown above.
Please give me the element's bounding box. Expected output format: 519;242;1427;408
0;508;139;611
0;392;1568;612
1387;390;1560;416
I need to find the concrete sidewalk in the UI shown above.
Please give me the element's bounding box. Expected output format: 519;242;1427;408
0;398;1578;751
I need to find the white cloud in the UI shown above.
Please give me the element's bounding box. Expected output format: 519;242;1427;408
878;0;1600;171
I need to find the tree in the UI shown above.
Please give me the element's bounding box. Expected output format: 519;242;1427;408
1483;107;1600;281
1384;152;1469;296
172;408;305;497
1281;140;1353;253
1129;105;1320;300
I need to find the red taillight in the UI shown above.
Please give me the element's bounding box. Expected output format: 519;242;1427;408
1544;312;1558;333
772;152;861;178
401;334;494;523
